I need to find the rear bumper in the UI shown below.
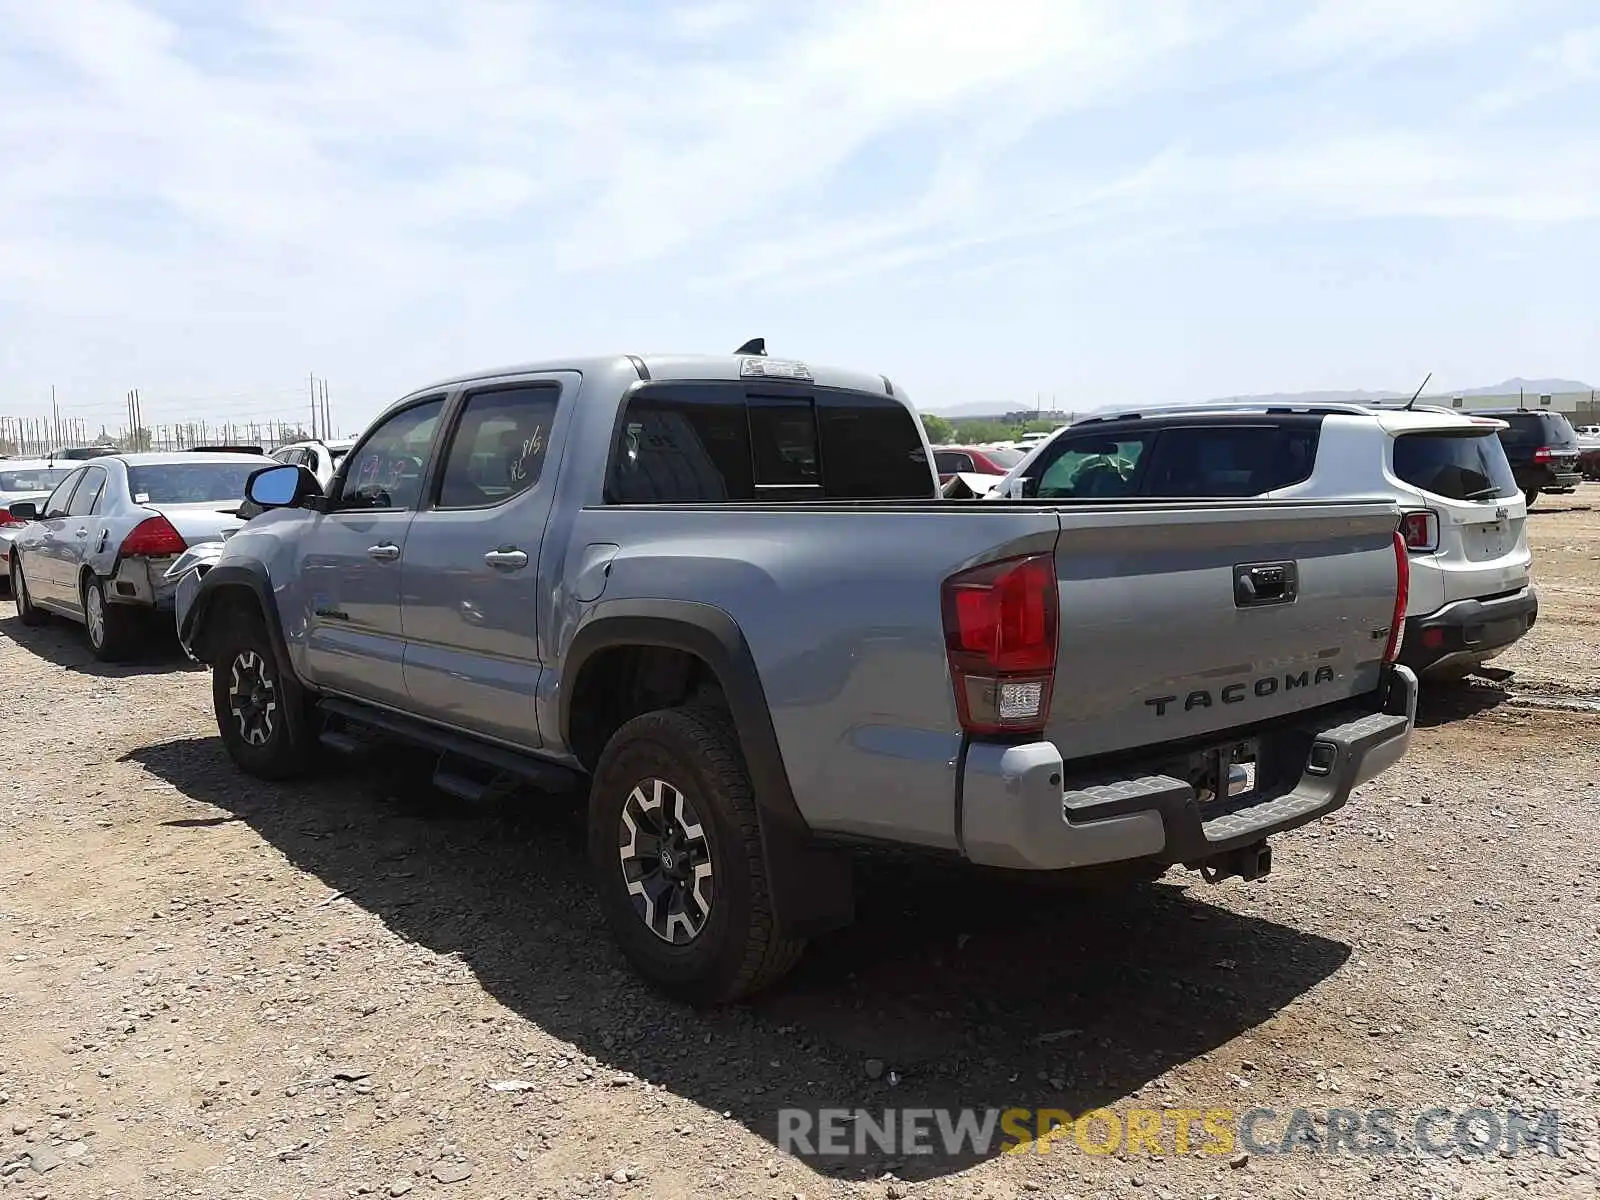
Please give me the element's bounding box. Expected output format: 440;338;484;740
957;666;1417;872
108;556;181;610
1399;586;1537;677
1525;467;1582;492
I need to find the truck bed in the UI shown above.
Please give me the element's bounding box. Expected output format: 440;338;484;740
561;494;1405;849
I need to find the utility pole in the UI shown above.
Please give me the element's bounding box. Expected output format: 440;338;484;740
320;378;331;439
309;372;319;441
51;385;59;448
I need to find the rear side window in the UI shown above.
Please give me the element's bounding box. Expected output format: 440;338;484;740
67;466;107;516
1392;432;1519;500
435;385;560;509
606;384;933;503
1142;425;1319;496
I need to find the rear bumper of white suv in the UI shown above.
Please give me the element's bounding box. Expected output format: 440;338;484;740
1400;586;1538;677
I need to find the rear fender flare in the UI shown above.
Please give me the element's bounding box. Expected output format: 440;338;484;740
562;599;854;938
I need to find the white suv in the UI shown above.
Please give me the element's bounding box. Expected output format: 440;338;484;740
990;403;1535;680
269;438;355;490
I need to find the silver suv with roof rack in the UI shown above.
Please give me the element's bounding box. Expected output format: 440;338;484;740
990;401;1535;680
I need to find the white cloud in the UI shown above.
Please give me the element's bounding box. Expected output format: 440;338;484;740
0;0;1597;425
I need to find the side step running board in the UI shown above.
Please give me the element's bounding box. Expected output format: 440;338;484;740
317;696;586;798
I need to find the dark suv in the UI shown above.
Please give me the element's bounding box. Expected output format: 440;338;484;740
1483;411;1582;505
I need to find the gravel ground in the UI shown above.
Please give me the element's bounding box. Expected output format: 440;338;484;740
1;486;1597;1200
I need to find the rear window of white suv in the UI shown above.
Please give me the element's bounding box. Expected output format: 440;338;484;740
1391;431;1519;501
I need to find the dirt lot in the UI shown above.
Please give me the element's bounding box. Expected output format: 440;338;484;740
2;488;1597;1200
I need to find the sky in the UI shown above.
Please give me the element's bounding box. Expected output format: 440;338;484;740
1;0;1598;433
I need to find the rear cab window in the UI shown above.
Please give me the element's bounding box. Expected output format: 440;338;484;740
1391;431;1519;501
606;383;934;503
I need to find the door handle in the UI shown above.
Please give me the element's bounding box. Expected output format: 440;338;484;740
483;548;529;570
74;528;89;538
366;543;400;562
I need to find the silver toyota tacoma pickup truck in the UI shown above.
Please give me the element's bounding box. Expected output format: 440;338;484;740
179;350;1417;1003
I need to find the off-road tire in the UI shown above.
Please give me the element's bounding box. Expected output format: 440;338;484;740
10;556;46;626
588;705;805;1005
83;575;137;662
211;607;315;780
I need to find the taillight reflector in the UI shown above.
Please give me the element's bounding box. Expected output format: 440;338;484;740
1383;530;1409;663
941;553;1058;735
1399;509;1439;553
120;515;187;558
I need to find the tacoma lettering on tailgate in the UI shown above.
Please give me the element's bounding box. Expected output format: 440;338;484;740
1144;665;1337;716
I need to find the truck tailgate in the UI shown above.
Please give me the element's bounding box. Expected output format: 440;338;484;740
1047;499;1401;760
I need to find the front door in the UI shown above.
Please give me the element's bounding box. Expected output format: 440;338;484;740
298;397;445;708
26;468;86;605
400;377;573;749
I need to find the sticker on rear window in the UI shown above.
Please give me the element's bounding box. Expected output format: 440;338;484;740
134;493;150;503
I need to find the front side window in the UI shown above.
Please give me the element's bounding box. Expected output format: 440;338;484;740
1033;436;1150;499
42;470;85;518
337;399;445;511
1392;432;1519;501
435;385;561;509
67;467;106;516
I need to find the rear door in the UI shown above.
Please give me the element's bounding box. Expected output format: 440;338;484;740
400;377;573;748
59;465;109;600
297;397;445;708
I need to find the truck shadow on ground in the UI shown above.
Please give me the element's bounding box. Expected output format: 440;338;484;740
0;611;201;676
1413;678;1511;727
125;735;1351;1181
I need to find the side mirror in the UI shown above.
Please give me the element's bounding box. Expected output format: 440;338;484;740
245;464;319;510
7;501;39;521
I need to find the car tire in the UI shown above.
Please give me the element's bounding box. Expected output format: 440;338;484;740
587;705;806;1005
1523;487;1540;507
83;575;136;661
211;609;315;780
10;556;47;626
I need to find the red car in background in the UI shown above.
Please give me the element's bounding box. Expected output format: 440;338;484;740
931;445;1025;485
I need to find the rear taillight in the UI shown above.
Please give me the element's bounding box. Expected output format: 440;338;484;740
120;515;186;558
0;510;17;527
1383;530;1409;664
941;553;1058;735
1532;446;1553;463
1399;509;1439;553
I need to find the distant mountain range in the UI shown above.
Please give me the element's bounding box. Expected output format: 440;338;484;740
925;378;1596;420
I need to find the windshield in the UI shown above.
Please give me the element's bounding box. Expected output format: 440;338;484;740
127;463;261;504
984;448;1025;469
0;467;76;494
1392;431;1519;501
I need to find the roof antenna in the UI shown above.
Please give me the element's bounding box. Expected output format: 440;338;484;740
735;337;766;357
1403;371;1433;411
